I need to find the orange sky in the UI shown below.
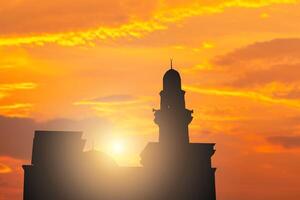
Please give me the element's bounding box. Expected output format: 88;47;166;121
1;0;300;199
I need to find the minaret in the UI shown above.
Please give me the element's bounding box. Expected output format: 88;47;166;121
154;63;193;144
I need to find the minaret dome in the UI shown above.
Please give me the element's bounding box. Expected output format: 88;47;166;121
163;68;181;91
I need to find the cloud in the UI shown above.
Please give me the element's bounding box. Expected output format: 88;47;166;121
0;0;296;47
0;82;37;102
0;103;33;117
0;163;12;174
74;94;152;114
214;38;300;68
212;38;300;87
184;85;300;108
0;0;158;34
267;135;300;148
0;82;37;91
0;82;37;117
92;94;137;102
274;87;300;99
204;38;300;104
229;63;300;87
0;156;25;200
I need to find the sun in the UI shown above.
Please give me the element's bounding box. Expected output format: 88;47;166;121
111;140;124;154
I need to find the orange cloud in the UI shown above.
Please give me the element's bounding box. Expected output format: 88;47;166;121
0;0;297;46
0;156;26;200
0;163;12;174
0;82;37;91
267;135;300;149
0;103;33;117
184;85;300;108
0;83;37;117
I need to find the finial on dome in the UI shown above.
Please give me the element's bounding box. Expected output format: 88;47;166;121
170;58;173;69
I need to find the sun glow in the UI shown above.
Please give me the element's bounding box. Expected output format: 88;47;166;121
111;140;125;155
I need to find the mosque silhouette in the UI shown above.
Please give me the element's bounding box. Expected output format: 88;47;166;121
23;65;217;200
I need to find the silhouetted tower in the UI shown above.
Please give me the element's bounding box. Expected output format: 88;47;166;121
154;62;193;144
142;64;216;200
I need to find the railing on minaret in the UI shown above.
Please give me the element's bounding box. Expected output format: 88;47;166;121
154;64;193;144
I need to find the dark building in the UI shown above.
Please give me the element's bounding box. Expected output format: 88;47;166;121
23;67;216;200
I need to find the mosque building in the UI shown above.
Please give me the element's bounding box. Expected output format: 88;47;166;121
23;65;216;200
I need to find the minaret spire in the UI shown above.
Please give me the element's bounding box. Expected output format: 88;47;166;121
170;58;173;69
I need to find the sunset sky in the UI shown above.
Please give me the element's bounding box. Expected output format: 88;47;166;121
1;0;300;199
